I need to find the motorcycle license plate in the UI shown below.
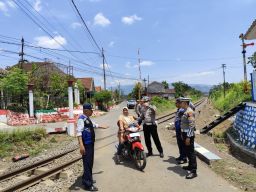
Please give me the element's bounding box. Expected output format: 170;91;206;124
129;133;140;137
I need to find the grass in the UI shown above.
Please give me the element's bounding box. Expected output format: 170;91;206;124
210;82;251;113
0;128;74;159
211;159;256;191
150;96;176;115
0;128;47;158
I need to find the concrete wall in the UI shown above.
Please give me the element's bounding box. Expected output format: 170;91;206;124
233;102;256;150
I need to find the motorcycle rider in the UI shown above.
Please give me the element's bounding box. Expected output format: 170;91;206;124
116;107;139;163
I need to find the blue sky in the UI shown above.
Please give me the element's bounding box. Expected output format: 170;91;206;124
0;0;256;88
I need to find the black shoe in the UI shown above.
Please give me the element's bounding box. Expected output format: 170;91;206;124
182;166;191;171
84;185;98;191
175;157;182;161
177;159;187;164
116;155;121;164
186;172;197;179
146;152;153;157
160;153;164;158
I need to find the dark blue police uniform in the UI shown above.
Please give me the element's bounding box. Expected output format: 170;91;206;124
175;108;187;161
79;114;95;188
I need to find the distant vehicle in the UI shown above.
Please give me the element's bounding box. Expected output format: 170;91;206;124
127;99;136;109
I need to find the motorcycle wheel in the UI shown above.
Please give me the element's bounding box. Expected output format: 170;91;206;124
133;148;146;171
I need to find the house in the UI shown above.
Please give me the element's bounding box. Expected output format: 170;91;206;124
77;77;96;101
95;86;102;92
13;62;67;76
147;81;175;99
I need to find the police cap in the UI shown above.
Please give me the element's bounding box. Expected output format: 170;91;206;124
179;97;191;102
83;103;94;110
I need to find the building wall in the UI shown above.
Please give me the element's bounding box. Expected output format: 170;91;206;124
233;102;256;150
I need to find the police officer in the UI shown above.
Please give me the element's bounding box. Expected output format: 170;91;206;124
135;100;143;117
180;98;197;179
141;97;164;158
174;98;187;164
77;103;108;191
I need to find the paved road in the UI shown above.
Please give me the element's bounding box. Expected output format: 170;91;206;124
69;102;240;192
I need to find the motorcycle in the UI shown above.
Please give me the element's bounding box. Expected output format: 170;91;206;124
116;123;147;171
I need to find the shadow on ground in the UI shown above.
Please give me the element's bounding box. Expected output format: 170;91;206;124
163;156;187;177
69;171;104;191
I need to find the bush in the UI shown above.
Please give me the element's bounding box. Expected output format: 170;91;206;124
151;96;175;114
0;128;47;158
210;82;252;113
7;104;27;113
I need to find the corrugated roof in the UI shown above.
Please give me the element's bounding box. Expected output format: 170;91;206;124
244;20;256;40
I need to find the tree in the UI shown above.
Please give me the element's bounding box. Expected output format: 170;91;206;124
94;90;112;103
128;82;142;100
172;81;190;97
2;67;28;96
162;81;169;89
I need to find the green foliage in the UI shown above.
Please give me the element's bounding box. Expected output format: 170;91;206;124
150;96;175;114
162;81;169;89
172;81;202;100
1;67;28;95
0;128;47;158
128;82;142;99
6;105;27;113
209;82;252;113
94;90;112;103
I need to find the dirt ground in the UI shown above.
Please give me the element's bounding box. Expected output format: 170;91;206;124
159;100;256;192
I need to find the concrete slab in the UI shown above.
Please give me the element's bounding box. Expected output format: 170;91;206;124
34;167;49;175
42;179;56;187
59;170;73;179
195;142;221;164
16;175;30;182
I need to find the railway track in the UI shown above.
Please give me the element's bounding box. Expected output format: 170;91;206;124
0;98;206;192
156;98;206;125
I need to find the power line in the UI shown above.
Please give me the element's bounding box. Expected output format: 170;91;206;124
70;0;102;52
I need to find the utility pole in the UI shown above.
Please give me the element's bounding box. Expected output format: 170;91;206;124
102;47;106;90
118;81;121;101
19;37;25;69
143;78;147;95
239;34;247;82
138;49;142;99
222;64;226;98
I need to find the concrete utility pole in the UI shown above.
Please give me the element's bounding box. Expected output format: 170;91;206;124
138;49;142;99
222;64;226;98
102;48;106;90
19;37;25;69
239;34;247;82
143;78;147;95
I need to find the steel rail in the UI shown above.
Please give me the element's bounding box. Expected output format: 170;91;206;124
1;156;81;192
0;148;77;182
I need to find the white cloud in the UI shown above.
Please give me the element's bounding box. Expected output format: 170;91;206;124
125;62;132;68
108;41;115;47
71;22;82;29
34;0;42;12
100;63;111;69
0;1;8;14
34;35;67;49
94;13;111;27
140;60;154;66
122;14;142;25
6;1;16;8
182;71;215;78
